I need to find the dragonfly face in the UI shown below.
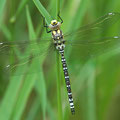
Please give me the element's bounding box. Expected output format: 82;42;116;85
49;20;61;30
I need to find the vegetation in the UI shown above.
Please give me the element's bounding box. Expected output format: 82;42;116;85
0;0;120;120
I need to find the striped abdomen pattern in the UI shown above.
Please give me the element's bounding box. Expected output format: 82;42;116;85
59;50;75;114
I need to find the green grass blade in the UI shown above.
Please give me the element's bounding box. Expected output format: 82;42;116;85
26;97;40;120
0;0;6;27
16;0;29;17
56;52;63;120
11;75;36;120
0;24;12;40
27;6;47;120
64;0;89;62
26;5;36;39
68;0;89;30
35;76;47;120
56;0;63;119
10;0;29;22
32;0;52;24
56;0;60;17
47;101;56;120
0;70;25;120
86;61;96;120
33;0;63;118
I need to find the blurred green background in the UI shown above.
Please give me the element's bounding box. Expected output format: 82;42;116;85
0;0;120;120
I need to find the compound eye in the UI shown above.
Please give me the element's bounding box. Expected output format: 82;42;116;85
51;20;58;25
53;22;56;24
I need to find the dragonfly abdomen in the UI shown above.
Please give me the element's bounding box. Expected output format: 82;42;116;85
59;49;75;114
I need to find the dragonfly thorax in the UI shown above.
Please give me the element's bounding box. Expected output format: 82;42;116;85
48;19;65;50
52;29;65;50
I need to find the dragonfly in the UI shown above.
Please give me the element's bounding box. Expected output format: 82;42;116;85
1;12;120;114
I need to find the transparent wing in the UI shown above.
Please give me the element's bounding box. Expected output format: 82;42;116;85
64;12;120;41
63;12;120;60
0;37;52;55
1;12;120;76
0;38;54;75
65;36;120;62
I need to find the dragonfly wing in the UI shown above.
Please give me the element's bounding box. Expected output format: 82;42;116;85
64;12;120;42
65;36;120;61
64;12;120;61
0;39;54;76
0;37;52;55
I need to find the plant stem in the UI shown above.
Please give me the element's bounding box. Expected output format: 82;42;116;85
56;0;63;119
56;51;63;120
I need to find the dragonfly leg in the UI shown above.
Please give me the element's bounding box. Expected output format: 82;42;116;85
57;12;63;24
43;17;52;33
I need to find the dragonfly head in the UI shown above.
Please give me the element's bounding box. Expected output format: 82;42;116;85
49;20;61;30
51;20;58;26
